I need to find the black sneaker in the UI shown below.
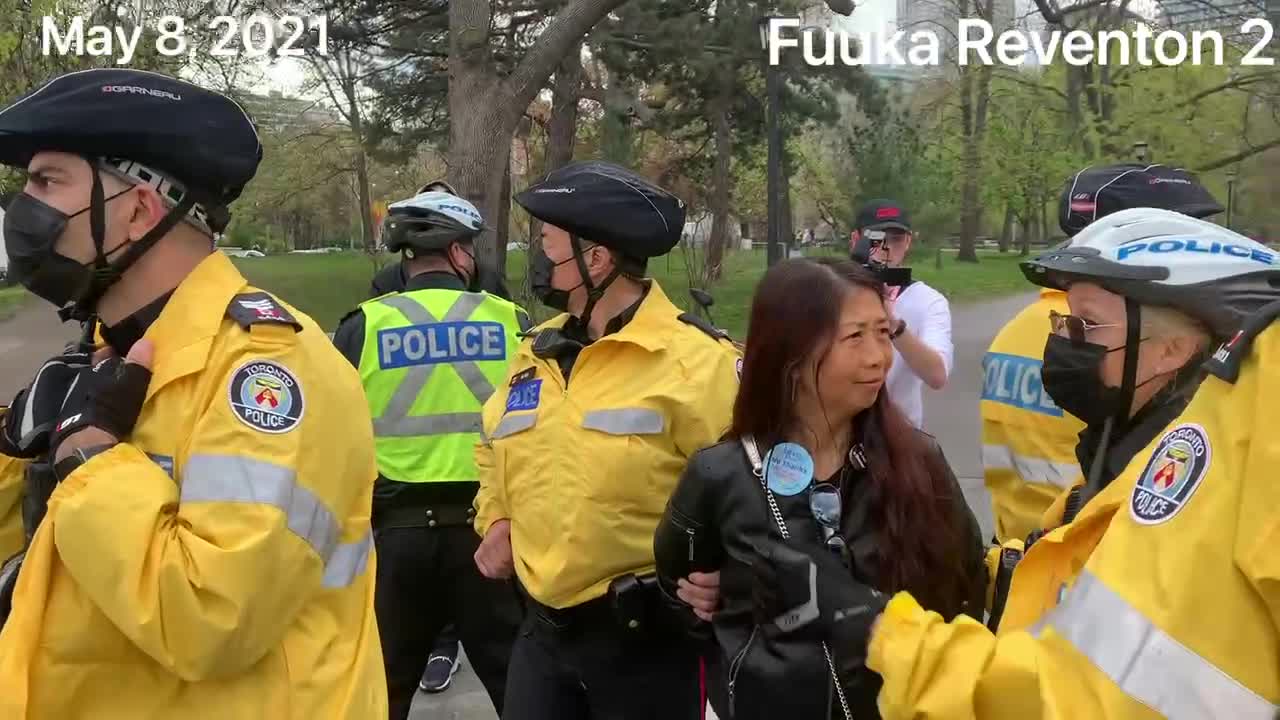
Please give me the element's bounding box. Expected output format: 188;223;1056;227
418;650;461;693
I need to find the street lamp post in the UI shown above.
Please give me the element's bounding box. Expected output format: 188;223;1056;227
759;17;784;267
1133;141;1149;163
1226;169;1237;230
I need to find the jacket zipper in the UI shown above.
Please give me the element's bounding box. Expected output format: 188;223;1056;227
727;625;759;717
666;506;704;563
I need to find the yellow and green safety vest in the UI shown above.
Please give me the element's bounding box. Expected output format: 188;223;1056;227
360;289;524;484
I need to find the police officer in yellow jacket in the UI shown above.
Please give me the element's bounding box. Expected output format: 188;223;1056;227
0;68;385;718
333;190;529;719
751;208;1280;720
982;163;1224;545
473;160;741;719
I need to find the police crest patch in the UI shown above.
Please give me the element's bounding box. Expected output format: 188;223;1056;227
736;358;743;380
228;360;305;434
1130;423;1210;525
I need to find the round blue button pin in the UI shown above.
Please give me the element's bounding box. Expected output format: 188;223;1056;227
764;442;815;497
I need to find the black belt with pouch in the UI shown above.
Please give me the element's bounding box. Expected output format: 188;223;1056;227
523;573;671;635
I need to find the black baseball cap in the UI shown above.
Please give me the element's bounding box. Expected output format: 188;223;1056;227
1059;163;1223;237
855;199;911;233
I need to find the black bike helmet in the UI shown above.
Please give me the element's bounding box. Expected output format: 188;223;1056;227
0;68;261;222
514;160;686;269
1059;164;1223;237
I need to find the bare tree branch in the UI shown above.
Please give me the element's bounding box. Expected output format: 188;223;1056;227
503;0;630;118
1196;137;1280;171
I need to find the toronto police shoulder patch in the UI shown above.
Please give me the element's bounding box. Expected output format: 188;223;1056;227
1130;423;1210;525
228;360;305;434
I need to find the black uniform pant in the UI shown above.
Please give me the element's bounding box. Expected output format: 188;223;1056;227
503;600;706;720
374;524;522;719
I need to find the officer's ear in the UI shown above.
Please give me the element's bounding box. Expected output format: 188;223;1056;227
1156;332;1207;376
588;244;617;278
117;181;169;249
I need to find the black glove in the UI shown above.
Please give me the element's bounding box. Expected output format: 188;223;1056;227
0;350;94;458
48;356;152;458
750;539;888;661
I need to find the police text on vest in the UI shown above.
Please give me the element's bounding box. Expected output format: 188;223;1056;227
377;321;507;369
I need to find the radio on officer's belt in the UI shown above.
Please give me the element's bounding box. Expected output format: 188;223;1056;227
609;573;660;630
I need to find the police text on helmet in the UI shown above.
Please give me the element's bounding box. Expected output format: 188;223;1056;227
1116;239;1276;265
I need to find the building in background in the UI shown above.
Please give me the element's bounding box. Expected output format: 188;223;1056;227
1154;0;1269;39
897;0;1016;59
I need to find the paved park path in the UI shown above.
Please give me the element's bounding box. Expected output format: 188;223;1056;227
0;289;1039;720
0;301;76;400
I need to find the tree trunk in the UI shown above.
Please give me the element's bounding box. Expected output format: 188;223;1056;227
343;74;375;253
546;45;582;172
999;203;1013;252
705;91;732;282
781;143;795;255
956;3;993;264
447;0;628;274
353;147;374;252
1039;193;1048;248
602;109;633;165
1021;197;1033;256
528;43;584;257
496;148;511;271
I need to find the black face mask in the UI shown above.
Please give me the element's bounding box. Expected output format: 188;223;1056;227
1041;333;1129;426
529;251;583;312
3;192;97;308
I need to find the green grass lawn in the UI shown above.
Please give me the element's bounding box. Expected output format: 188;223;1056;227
232;246;1037;338
0;286;29;322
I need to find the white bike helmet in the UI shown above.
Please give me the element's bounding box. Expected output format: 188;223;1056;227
1023;207;1280;340
383;191;485;254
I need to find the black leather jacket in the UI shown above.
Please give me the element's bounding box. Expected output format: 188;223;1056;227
654;430;986;720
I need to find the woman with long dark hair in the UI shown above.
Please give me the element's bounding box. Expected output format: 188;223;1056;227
654;258;985;719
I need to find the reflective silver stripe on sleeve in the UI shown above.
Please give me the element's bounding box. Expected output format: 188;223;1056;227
1033;569;1278;720
180;454;371;588
491;413;536;439
582;408;665;435
982;444;1080;489
323;530;373;588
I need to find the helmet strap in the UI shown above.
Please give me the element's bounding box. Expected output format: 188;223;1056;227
1071;298;1144;518
571;234;620;329
1113;299;1142;430
70;158;196;321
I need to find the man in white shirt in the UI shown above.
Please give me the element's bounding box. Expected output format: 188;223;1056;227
849;199;952;428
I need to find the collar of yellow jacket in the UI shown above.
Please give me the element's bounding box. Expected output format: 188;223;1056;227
535;279;683;354
140;251;250;401
1040;287;1065;300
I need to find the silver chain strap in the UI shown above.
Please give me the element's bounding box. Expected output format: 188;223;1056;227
745;436;855;720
